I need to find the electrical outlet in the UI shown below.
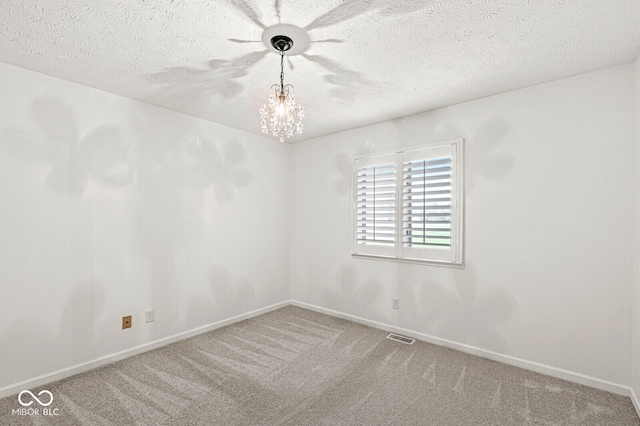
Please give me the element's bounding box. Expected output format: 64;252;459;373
145;310;155;323
392;298;399;309
122;315;132;329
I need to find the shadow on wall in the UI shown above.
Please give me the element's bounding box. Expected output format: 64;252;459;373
185;265;255;326
0;281;106;388
185;136;253;201
334;117;514;198
404;263;516;353
1;97;134;194
129;108;255;335
131;108;254;200
2;95;254;200
333;140;376;195
1;95;257;349
327;264;383;320
434;117;515;193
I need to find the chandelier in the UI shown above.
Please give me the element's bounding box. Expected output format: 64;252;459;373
260;35;304;142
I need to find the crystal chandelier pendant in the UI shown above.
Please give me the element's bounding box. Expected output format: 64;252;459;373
260;36;304;143
260;85;304;142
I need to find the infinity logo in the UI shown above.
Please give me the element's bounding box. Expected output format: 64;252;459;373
18;390;53;407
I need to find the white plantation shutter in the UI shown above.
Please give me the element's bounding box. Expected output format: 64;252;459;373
352;140;463;265
401;143;460;263
403;158;452;247
353;154;397;257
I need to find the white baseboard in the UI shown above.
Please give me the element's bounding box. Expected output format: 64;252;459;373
631;387;640;419
3;298;637;413
290;301;632;397
0;301;289;400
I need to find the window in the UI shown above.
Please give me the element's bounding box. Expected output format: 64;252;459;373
354;154;397;257
352;139;464;265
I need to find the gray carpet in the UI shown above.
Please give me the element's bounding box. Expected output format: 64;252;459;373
1;306;638;425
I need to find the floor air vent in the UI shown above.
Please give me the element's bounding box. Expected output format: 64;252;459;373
386;333;416;345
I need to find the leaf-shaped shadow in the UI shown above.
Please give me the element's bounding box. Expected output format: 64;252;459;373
174;3;389;107
196;0;424;108
335;264;383;316
25;96;77;142
302;53;383;105
47;125;134;194
334;154;352;196
82;126;135;186
210;140;253;201
2;97;76;161
210;265;255;311
183;265;255;326
333;140;376;195
472;118;514;178
131;107;201;172
3;96;134;194
178;136;253;201
185;293;216;326
424;264;516;352
434;117;514;194
47;148;89;194
149;50;268;102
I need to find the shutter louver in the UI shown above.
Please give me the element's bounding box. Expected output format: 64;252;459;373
402;157;452;249
356;163;396;246
353;139;462;264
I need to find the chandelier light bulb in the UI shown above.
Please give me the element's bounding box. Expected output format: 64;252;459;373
277;95;286;117
260;35;304;143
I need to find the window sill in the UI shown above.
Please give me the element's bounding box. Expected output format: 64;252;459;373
351;253;465;269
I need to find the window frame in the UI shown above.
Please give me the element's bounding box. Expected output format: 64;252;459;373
351;138;464;267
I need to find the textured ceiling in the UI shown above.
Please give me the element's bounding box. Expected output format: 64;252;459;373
1;0;640;142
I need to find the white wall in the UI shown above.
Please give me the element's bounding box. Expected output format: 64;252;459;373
1;58;637;398
633;54;640;404
0;62;291;390
291;64;635;386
